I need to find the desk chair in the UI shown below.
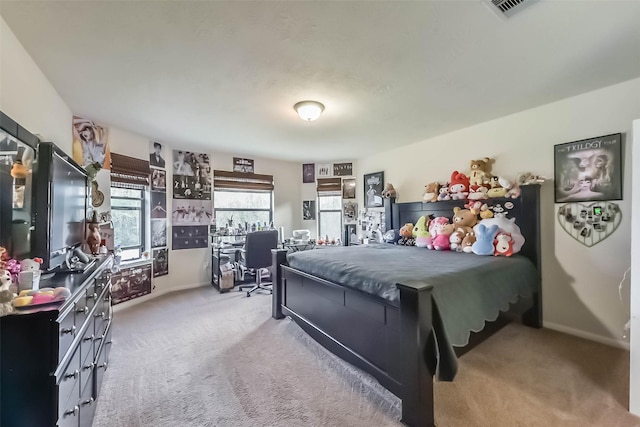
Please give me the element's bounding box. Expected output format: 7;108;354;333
237;230;279;297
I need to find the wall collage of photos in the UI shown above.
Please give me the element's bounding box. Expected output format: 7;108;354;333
150;141;169;278
171;149;212;250
302;162;359;245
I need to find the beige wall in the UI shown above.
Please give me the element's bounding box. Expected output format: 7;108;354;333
631;119;639;415
357;77;640;348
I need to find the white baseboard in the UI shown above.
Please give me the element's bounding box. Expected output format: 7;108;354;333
112;281;210;313
544;321;630;351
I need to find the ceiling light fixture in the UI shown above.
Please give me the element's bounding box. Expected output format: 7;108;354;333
293;100;325;122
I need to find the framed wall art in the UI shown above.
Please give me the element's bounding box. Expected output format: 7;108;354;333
554;133;622;203
342;178;356;199
363;171;384;208
302;163;315;183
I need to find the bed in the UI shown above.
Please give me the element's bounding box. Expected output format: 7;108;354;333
270;185;541;427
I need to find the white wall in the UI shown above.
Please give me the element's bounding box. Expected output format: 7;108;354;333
631;119;639;415
1;17;301;307
358;77;640;348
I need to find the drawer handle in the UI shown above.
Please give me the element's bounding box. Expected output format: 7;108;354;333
64;370;79;380
93;335;103;343
64;406;79;417
61;325;76;336
94;311;106;319
81;397;95;406
76;306;88;314
97;362;108;370
83;334;95;342
83;362;95;371
87;292;98;300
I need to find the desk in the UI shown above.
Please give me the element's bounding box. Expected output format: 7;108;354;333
210;234;245;292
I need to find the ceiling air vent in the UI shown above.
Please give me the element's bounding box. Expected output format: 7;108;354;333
482;0;537;20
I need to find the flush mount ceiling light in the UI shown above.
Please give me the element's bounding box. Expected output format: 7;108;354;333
293;100;325;121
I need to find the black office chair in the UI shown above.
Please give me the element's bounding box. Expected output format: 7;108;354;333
237;230;279;297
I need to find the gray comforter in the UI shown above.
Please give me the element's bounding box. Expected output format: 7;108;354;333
287;244;539;380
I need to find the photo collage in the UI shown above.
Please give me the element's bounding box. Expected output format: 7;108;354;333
150;141;168;277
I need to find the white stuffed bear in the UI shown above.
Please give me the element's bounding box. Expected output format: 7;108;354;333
0;269;12;292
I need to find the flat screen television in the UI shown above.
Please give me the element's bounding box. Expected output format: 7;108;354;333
33;142;89;272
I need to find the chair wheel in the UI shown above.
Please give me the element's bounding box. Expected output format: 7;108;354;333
246;292;250;297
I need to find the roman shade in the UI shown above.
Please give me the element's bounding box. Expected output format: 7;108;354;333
316;177;341;194
110;152;150;188
213;170;274;191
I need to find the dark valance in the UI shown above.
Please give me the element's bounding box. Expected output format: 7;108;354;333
110;152;150;187
213;170;274;191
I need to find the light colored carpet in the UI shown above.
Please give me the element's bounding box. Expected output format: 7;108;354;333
93;286;639;427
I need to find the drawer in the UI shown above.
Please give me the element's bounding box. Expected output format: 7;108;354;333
74;298;89;328
57;348;80;421
58;311;78;363
94;325;112;398
85;286;99;311
57;400;80;427
80;317;95;365
78;380;97;427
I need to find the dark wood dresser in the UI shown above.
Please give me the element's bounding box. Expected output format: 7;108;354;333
0;255;114;427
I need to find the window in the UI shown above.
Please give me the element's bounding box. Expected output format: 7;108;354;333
111;187;146;261
318;194;342;242
214;190;273;230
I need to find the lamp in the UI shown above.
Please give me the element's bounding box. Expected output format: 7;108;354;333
293;100;325;121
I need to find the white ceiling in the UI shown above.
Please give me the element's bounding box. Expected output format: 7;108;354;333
2;1;640;162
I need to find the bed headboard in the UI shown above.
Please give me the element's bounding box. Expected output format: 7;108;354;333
384;185;541;273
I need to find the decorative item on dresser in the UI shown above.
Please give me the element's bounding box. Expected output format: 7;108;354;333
0;255;114;427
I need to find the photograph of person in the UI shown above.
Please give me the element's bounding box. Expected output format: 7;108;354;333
151;169;166;191
151;192;167;219
72;116;110;168
151;219;167;248
152;248;169;277
149;141;165;168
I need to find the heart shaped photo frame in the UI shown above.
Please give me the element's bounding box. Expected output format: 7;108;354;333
557;202;621;247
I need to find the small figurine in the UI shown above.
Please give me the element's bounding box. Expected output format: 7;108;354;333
87;223;101;255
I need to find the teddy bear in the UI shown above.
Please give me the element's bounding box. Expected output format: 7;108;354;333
422;182;440;203
449;228;466;252
437;183;451;201
452;206;479;235
469;157;493;187
461;231;476;253
449;171;470;200
382;183;397;199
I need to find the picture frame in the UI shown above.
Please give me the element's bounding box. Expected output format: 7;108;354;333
302;163;315;183
303;200;316;220
333;162;353;176
316;163;332;178
342;178;356;199
233;157;254;174
363;171;384;208
554;133;622;203
343;201;357;221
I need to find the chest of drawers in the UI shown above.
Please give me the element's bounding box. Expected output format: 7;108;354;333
0;255;114;427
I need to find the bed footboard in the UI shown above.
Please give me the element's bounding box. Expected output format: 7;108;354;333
270;249;436;427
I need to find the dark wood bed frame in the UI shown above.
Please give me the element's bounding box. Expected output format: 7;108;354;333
271;185;541;426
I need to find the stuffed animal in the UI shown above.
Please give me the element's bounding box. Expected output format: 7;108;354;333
422;182;440;203
426;217;451;250
0;290;14;317
487;176;507;198
516;172;546;186
461;232;476;253
19;258;42;273
449;171;470;200
382;183;397;199
452;207;479;235
87;223;101;255
494;233;514;257
449;228;466;252
471;224;500;255
469;157;493;187
398;223;415;246
477;217;525;253
468;186;489;200
437;183;451;201
498;177;521;199
479;203;494;219
0;269;13;292
413;216;431;247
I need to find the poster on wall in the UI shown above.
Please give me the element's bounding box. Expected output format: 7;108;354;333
71;116;111;169
302;163;315;183
233;157;254;173
111;264;152;305
554;133;622;203
171;199;213;225
364;171;384;208
149;141;166;169
151;219;167;248
303;200;316;220
342;178;356;199
152;248;169;277
172;225;208;249
333;162;353;176
151;169;166;192
151;191;167;219
343;202;357;221
316;163;331;178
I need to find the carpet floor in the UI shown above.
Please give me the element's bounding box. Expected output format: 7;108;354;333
93;286;639;427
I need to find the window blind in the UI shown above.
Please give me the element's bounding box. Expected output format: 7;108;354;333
316;178;342;194
213;170;274;191
110;152;150;187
